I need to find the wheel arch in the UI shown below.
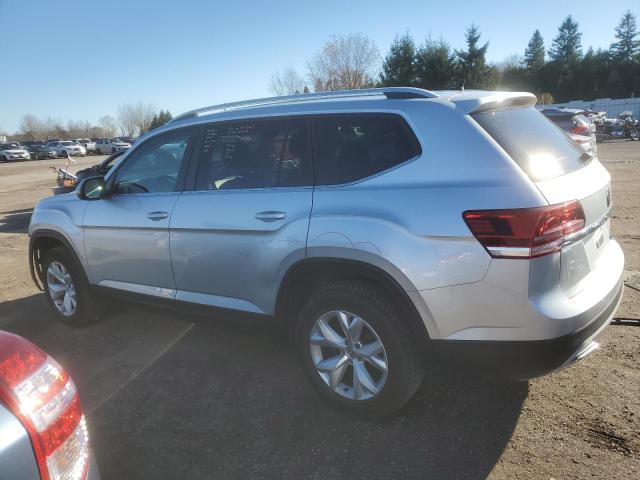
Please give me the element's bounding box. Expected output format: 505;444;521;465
275;258;432;348
29;230;87;291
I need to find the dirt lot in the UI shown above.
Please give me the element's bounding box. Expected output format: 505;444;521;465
0;145;638;479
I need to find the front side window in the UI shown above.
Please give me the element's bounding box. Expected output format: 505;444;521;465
194;117;312;191
313;114;421;186
115;129;192;194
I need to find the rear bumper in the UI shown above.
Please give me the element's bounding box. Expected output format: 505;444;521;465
430;276;623;380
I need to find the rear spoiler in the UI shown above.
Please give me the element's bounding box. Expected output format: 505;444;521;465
451;92;537;115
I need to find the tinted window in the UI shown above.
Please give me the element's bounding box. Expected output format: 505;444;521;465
115;129;192;194
474;108;588;182
313;114;420;186
195;117;312;190
548;116;573;132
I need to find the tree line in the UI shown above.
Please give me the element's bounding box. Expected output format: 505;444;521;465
8;104;172;142
269;11;640;104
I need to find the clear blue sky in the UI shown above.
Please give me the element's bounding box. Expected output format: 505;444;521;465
0;0;637;133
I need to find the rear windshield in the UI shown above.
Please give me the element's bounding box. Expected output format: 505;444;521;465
473;107;588;182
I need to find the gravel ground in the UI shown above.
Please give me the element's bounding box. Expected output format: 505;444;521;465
0;143;638;479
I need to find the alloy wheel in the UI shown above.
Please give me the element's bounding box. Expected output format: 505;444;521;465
46;261;77;317
309;310;388;400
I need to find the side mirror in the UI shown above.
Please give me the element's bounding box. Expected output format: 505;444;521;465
77;176;106;200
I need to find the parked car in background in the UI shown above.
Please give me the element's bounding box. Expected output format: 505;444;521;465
29;88;624;417
569;133;596;156
0;330;100;479
95;138;131;154
27;143;58;160
0;142;30;161
118;136;137;145
47;140;86;157
541;108;597;155
74;138;98;154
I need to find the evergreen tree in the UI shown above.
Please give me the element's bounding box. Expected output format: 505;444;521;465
610;10;640;61
380;33;417;86
548;15;582;64
524;30;545;72
577;47;610;99
414;37;456;89
498;55;531;91
148;110;173;131
455;24;494;88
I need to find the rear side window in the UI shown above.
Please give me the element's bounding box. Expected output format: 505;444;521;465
473;108;588;182
313;114;421;185
195;117;312;190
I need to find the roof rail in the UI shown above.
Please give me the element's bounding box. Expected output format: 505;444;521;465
170;87;438;123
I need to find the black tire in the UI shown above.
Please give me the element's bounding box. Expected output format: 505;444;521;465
295;280;423;417
631;128;639;141
1;155;7;162
42;246;101;327
111;147;117;153
61;150;67;157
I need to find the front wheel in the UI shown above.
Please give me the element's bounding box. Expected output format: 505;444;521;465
296;280;423;417
42;246;101;327
630;127;639;141
111;147;117;153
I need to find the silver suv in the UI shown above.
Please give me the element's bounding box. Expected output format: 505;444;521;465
29;88;624;416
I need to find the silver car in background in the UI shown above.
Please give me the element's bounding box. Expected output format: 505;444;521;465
28;88;624;416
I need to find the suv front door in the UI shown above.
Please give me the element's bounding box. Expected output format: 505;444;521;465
170;117;313;314
83;127;195;297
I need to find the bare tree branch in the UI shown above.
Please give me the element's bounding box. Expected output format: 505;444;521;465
268;67;306;96
116;104;138;137
19;114;44;141
99;115;117;137
307;33;380;91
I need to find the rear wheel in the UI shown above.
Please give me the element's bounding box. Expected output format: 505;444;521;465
42;246;100;327
111;147;117;153
296;280;423;417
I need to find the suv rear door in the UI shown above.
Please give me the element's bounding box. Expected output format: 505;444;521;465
83;127;196;296
169;116;313;314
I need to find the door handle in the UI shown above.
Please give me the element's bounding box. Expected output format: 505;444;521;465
255;211;286;222
147;211;169;221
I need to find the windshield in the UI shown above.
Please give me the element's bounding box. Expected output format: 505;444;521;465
473;107;589;182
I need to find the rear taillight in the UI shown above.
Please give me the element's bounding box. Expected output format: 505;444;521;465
0;332;89;480
463;200;585;259
571;123;589;135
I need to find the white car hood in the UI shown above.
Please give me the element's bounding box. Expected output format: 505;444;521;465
2;149;27;154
